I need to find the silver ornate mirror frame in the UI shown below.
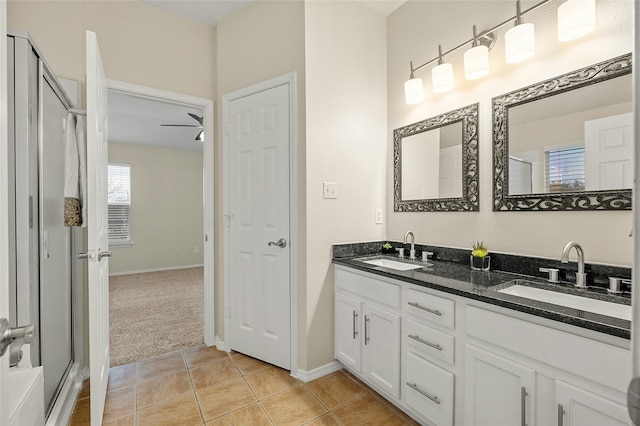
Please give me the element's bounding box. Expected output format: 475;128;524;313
394;103;479;212
493;53;632;211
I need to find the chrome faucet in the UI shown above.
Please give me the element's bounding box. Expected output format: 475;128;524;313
404;231;416;260
560;241;587;288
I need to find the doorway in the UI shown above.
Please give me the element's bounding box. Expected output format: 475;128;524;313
223;73;298;374
108;80;215;356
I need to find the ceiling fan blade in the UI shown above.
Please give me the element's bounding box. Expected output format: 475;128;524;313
160;124;200;127
188;112;204;126
196;130;204;141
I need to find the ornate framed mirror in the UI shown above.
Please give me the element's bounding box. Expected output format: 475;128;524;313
493;53;632;211
394;103;479;212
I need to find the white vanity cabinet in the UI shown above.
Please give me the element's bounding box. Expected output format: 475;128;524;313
465;305;631;426
334;266;401;399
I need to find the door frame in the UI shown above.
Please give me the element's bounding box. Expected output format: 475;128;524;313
106;79;216;345
222;72;298;376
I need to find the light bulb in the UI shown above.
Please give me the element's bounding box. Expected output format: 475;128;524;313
505;22;535;63
404;77;424;105
464;45;489;80
432;63;454;93
558;0;595;42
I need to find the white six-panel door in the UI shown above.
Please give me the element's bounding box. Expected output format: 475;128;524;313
228;83;291;370
86;30;110;425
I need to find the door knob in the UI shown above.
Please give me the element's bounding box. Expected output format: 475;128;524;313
0;318;34;357
98;250;112;261
268;238;287;248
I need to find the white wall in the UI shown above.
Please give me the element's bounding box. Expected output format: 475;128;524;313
108;143;204;274
387;0;633;266
305;1;387;370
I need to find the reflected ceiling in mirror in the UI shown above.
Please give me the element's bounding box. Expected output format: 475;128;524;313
394;103;479;212
493;53;632;211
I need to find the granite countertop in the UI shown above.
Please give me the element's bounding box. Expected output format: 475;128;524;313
333;254;631;339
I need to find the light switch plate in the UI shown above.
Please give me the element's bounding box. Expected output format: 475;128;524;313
375;208;383;224
323;182;337;199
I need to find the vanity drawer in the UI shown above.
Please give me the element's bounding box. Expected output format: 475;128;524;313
407;319;454;365
405;351;454;426
335;267;400;309
407;288;455;329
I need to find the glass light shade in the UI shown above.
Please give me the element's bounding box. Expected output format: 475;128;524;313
432;63;454;93
404;77;424;105
558;0;595;42
505;23;535;63
464;45;489;80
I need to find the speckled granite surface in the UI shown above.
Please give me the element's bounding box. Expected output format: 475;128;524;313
332;242;631;339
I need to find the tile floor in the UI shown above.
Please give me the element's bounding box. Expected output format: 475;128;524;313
68;345;420;425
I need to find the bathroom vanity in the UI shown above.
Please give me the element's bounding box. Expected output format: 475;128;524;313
333;243;631;426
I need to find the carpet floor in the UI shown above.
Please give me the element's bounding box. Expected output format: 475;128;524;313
109;267;204;367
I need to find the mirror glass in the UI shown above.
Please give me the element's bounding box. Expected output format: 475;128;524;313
394;103;479;212
401;121;463;200
508;74;632;196
493;53;632;211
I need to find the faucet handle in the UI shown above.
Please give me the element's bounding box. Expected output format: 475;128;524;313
396;247;405;258
608;277;632;294
539;267;560;283
422;251;434;262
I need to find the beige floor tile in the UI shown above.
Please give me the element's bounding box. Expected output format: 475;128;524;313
231;352;271;375
68;396;91;425
331;393;407;426
102;413;136;426
138;351;186;382
303;413;340;426
306;371;366;410
138;369;194;408
189;358;241;390
108;363;137;391
205;403;272;425
104;385;136;418
261;385;327;426
197;377;257;421
184;345;229;368
243;366;299;400
137;393;203;426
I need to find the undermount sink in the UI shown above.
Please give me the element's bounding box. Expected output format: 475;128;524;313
361;258;423;271
498;282;631;321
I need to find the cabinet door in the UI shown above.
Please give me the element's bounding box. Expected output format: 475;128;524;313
363;303;401;398
556;380;629;426
465;344;535;426
335;292;362;372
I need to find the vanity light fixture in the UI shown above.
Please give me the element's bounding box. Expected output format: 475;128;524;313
464;25;490;80
404;0;597;105
432;45;454;93
404;61;425;105
505;0;535;63
558;0;596;41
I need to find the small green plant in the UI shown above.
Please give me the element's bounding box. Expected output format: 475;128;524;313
471;241;488;258
382;242;392;249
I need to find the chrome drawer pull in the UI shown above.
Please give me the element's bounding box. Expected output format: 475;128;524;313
352;311;358;339
364;315;370;345
557;403;565;426
408;334;443;351
406;382;440;405
408;301;442;316
521;386;528;426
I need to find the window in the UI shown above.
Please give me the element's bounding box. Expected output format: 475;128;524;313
545;146;585;193
108;163;131;245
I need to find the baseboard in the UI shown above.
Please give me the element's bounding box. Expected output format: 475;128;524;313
294;360;342;383
109;264;204;276
45;362;83;426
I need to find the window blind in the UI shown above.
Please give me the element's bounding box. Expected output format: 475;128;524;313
108;164;131;244
545;146;585;193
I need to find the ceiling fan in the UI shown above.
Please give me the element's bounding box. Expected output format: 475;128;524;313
161;112;204;141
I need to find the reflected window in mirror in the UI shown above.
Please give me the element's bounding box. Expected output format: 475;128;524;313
394;103;479;212
493;53;632;211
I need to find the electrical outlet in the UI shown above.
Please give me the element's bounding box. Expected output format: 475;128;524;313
194;246;200;254
375;208;383;224
323;182;337;199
